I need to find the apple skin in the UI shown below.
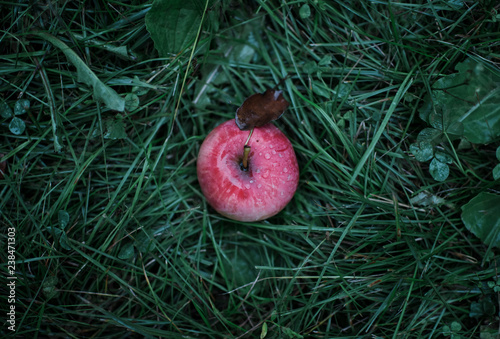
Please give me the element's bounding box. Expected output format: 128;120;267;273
197;119;299;222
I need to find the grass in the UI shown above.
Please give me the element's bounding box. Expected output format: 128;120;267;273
1;0;500;338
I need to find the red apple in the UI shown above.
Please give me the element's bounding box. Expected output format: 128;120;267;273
197;119;299;222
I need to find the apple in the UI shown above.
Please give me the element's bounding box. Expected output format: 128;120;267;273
197;119;299;222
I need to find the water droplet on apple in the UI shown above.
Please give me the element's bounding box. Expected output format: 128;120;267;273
280;191;284;196
257;183;262;188
272;150;276;154
283;167;288;173
250;180;254;183
244;183;251;189
264;153;271;160
263;170;269;178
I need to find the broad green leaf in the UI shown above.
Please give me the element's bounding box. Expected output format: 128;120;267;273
58;210;70;229
410;191;446;207
125;93;139;111
42;276;59;299
271;310;278;322
229;31;257;64
318;55;332;66
429;158;449;181
145;0;205;56
404;92;417;103
492;164;500;180
103;117;127;140
118;243;135;260
34;32;125;112
132;86;150;96
59;232;72;250
496;146;500;161
9;117;26;135
420;58;500;144
410;141;433;162
451;321;462;332
299;4;311;18
428;107;447;130
445;121;464;139
46;226;71;249
334;82;351;98
435;151;453;164
46;226;62;236
480;326;500;339
73;33;135;60
260;322;268;339
304;60;318;74
461;192;500;247
311;82;331;99
0;101;12;118
14;99;30;115
134;231;155;253
222;247;263;295
282;327;304;339
416;127;443;146
129;75;158;96
428;107;464;140
470;298;496;318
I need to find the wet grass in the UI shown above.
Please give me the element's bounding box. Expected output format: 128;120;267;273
1;1;500;338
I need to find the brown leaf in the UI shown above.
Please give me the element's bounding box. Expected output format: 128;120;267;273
235;89;289;130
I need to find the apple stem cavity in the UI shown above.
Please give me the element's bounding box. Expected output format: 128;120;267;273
241;128;254;171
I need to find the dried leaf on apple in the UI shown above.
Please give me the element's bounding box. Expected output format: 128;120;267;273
235;89;289;131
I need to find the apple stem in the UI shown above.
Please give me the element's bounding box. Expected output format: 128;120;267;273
241;128;254;171
244;128;254;146
242;145;251;170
